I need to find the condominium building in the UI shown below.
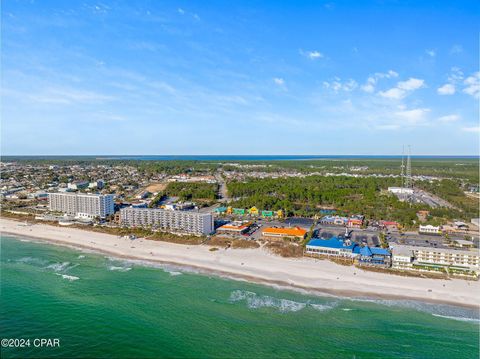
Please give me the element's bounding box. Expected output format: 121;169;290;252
48;192;114;219
391;245;414;270
119;207;213;235
412;246;479;272
391;244;479;274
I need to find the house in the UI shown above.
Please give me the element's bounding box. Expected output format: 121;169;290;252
262;226;307;240
305;237;359;258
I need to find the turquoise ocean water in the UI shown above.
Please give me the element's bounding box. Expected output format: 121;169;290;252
1;235;478;358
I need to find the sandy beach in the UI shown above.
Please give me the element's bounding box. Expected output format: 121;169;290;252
1;218;479;308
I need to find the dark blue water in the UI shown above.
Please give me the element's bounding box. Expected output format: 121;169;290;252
4;155;479;161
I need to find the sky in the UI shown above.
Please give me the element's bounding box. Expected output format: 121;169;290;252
1;0;479;155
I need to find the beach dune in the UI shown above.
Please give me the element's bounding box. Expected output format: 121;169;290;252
1;218;478;308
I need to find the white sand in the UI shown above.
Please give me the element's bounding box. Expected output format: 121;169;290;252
2;218;479;307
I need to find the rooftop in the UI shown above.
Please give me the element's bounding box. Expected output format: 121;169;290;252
307;237;357;250
263;226;307;237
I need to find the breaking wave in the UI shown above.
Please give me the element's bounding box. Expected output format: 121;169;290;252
108;265;132;272
15;256;49;266
46;262;79;272
56;273;79;281
350;297;479;323
229;290;337;313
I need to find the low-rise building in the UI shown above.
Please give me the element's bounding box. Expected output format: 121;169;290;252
67;181;89;190
388;187;414;195
305;237;359;258
262;226;307;240
120;207;213;235
347;218;363;228
358;246;391;266
391;245;414;270
216;221;252;234
320;215;348;226
88;180;105;189
419;224;442;235
381;221;399;230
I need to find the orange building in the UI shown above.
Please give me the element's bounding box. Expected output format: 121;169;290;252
261;226;307;240
217;221;252;234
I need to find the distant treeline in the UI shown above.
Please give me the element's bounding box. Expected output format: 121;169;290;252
4;157;478;181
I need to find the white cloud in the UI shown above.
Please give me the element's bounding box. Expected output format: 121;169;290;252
397;78;424;91
437;83;455;95
463;72;480;98
425;49;436;57
462;126;480;133
273;77;285;86
379;78;424;99
30;87;114;105
448;67;464;82
323;78;357;92
307;50;323;59
450;44;463;54
300;49;324;60
379;88;405;99
361;79;375;93
395;108;430;124
438;114;460;122
178;8;185;14
361;70;398;93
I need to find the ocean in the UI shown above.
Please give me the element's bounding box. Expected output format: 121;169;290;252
3;155;479;161
1;235;478;359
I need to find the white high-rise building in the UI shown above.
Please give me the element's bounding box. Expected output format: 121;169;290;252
48;193;114;219
120;207;213;235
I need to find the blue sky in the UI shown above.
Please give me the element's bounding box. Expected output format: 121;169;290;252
2;0;479;155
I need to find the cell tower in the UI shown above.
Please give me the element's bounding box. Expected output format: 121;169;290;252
400;145;405;188
405;145;412;189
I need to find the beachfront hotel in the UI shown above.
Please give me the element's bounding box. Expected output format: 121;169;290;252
119;207;214;235
391;244;480;275
48;192;114;219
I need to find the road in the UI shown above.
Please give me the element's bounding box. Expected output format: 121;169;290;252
215;170;230;203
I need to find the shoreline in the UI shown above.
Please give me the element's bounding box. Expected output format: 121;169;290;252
1;218;479;309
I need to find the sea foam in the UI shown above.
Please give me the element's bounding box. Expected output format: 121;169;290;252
56;273;80;281
229;290;336;313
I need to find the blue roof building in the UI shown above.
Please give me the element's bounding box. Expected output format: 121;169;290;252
306;237;359;258
358;246;391;266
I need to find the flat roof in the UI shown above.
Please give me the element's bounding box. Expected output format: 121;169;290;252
390;244;477;257
307;237;357;250
263;227;307;236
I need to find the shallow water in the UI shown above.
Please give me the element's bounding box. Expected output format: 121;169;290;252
1;235;478;358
